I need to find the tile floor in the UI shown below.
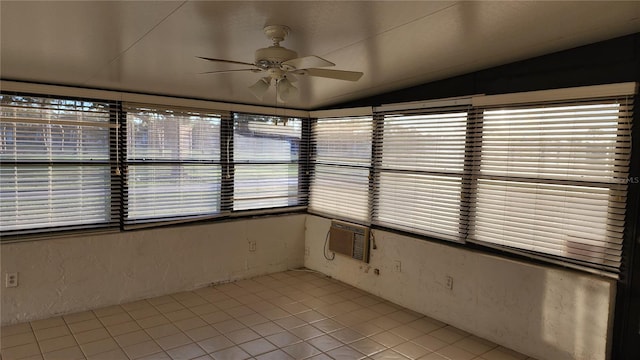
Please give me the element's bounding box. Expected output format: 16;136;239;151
1;270;538;360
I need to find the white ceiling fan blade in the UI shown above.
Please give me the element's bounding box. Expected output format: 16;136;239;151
200;68;261;75
249;77;271;99
299;68;364;81
282;56;335;70
197;56;256;67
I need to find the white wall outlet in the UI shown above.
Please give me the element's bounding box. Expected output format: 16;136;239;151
445;275;453;290
248;241;256;252
6;272;18;288
393;260;402;273
304;246;310;256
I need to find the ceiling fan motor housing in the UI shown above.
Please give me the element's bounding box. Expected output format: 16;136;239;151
255;46;298;69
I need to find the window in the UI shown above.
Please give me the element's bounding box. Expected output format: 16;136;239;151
374;110;468;241
0;93;117;235
468;98;632;273
124;104;225;224
232;113;305;211
309;111;373;222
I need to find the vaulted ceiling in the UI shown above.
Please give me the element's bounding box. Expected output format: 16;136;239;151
2;1;639;110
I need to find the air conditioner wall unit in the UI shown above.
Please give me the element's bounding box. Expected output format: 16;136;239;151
329;220;370;263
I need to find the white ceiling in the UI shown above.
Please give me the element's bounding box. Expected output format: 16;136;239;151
2;1;639;110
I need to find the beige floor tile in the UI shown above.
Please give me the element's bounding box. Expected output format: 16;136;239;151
282;341;321;359
164;309;195;322
64;311;97;325
156;332;193;351
1;342;42;360
68;319;104;334
166;343;206;360
264;331;301;348
254;349;294;360
350;337;387;356
289;324;324;341
210;345;251;360
306;334;344;352
393;341;430;359
129;307;161;321
183;326;220;342
79;337;119;356
107;320;142;336
326;345;366;360
146;324;181;339
371;349;412;359
31;317;65;331
200;312;232;326
412;334;448;352
34;325;71;342
1;331;36;349
435;344;476;360
114;329;152;347
481;346;528;360
73;327;111;345
429;326;469;345
453;335;497;355
1;323;33;337
238;338;277;357
197;335;234;353
174;317;207;332
138;315;170;329
137;351;172;360
236;313;269;327
38;334;78;353
99;312;133;326
225;328;260;344
93;305;125;318
42;345;85;360
250;321;285;337
86;348;128;360
123;340;163;359
155;302;185;314
121;300;152;312
211;319;245;333
189;304;219;316
371;331;406;348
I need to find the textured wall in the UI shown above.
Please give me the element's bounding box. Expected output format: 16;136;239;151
1;214;306;325
304;215;616;360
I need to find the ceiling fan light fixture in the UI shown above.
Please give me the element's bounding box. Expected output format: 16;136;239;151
249;77;271;99
276;78;298;102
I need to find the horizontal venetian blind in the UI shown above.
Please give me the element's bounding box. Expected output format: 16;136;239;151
469;97;633;273
232;113;305;211
0;93;118;235
374;109;469;241
123;103;227;224
309;114;373;222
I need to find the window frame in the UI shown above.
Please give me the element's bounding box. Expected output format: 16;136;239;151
0;91;120;238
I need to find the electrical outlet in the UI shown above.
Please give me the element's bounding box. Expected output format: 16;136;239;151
304;246;310;256
445;275;453;290
248;241;256;252
393;260;401;273
6;272;18;288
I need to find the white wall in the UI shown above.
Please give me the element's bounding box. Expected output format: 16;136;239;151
1;214;306;325
304;215;616;360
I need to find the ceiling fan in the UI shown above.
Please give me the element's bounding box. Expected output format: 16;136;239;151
198;25;364;102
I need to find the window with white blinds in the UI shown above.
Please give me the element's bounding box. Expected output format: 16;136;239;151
469;98;633;273
309;115;373;222
232;113;305;211
374;110;468;241
0;94;117;235
124;104;224;223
